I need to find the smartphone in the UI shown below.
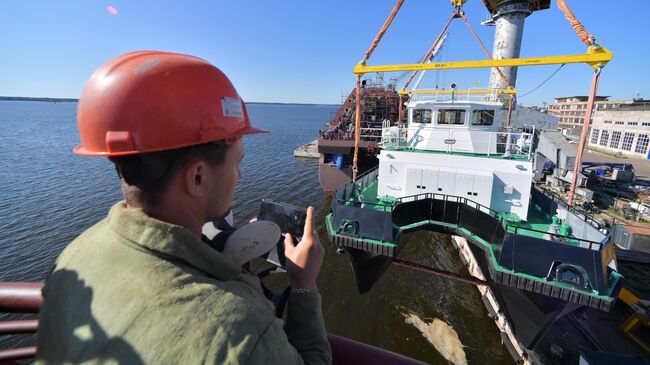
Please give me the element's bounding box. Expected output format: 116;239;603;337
258;200;308;268
258;199;307;239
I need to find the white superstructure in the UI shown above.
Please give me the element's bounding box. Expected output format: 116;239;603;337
377;99;534;220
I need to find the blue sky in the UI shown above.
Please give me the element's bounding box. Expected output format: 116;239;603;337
1;1;649;106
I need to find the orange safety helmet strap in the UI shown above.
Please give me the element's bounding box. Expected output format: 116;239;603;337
74;51;268;156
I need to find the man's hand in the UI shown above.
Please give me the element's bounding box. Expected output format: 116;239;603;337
284;206;324;292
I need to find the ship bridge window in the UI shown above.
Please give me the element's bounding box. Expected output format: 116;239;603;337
437;109;466;125
471;110;495;126
412;109;432;124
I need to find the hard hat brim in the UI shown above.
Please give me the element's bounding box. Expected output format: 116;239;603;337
238;126;271;136
73;125;271;156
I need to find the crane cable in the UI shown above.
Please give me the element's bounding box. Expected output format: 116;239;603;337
457;10;514;126
392;258;488;286
459;11;511;89
518;64;566;98
559;0;603;206
355;0;405;182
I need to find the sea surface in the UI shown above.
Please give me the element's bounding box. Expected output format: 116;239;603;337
0;101;513;364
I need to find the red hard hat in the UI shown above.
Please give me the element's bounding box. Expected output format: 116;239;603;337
74;51;268;156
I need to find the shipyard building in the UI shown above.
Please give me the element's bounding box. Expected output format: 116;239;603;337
548;97;650;159
548;96;627;136
589;103;650;159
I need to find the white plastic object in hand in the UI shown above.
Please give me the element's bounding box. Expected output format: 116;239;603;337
221;221;281;265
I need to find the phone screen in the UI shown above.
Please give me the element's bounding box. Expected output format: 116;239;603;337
258;199;307;239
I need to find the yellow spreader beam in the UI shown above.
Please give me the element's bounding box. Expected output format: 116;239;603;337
354;46;612;76
399;88;517;96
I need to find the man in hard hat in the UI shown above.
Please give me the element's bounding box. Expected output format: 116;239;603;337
36;51;331;364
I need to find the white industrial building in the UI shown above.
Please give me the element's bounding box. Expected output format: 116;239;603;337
588;104;650;159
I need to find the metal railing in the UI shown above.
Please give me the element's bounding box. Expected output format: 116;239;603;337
407;88;515;103
381;125;534;159
508;225;604;250
332;168;394;212
533;185;601;229
398;192;605;249
319;126;385;142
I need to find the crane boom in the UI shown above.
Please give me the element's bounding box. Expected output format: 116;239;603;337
354;46;611;75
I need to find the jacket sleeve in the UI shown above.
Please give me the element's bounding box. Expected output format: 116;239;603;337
284;292;331;364
245;292;332;365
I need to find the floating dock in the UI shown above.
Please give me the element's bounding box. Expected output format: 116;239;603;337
293;140;319;158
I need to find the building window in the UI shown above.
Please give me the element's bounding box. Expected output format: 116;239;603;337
471;110;495;126
600;131;609;146
628;121;638;126
642;122;650;127
412;109;432;124
610;131;621;149
622;132;635;151
437;109;466;125
591;129;600;144
604;120;612;124
615;121;624;125
635;134;649;154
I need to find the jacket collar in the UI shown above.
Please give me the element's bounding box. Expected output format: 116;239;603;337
107;202;241;281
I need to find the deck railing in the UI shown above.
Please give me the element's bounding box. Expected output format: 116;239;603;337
332;168;393;212
380;124;534;159
533;185;601;229
319;124;386;142
395;192;607;248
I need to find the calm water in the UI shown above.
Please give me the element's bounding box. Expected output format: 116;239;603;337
0;101;512;364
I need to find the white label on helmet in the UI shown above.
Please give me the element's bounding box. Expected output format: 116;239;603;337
222;97;244;119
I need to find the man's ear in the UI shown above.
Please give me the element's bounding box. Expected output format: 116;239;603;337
184;159;206;197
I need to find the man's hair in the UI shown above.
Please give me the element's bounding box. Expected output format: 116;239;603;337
109;141;229;207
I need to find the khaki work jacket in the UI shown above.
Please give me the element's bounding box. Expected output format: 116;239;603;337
36;202;332;364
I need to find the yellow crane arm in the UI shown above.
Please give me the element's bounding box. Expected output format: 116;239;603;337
354;45;612;75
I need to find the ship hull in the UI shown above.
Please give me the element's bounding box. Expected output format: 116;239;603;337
318;139;379;194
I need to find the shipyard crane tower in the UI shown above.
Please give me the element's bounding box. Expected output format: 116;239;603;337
482;0;550;91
